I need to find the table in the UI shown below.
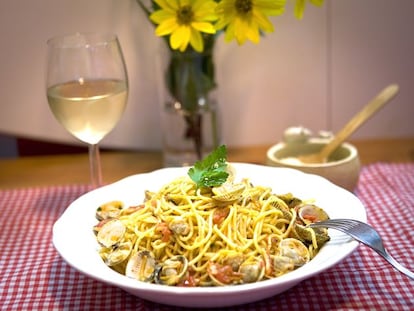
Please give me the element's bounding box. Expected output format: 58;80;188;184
0;140;413;310
1;138;414;189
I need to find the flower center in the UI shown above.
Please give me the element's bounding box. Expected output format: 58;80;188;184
177;5;194;25
235;0;253;14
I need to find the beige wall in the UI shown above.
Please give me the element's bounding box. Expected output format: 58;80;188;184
0;0;413;150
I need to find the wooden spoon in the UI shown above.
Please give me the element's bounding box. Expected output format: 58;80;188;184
298;84;399;164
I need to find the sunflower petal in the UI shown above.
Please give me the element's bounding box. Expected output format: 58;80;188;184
150;10;174;24
154;19;177;36
294;0;306;20
255;0;286;15
189;28;204;52
192;22;216;34
253;10;275;33
154;0;179;13
170;26;191;51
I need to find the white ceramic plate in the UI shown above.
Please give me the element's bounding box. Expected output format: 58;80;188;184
53;163;366;308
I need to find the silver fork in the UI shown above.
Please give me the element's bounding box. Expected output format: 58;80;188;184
309;218;414;280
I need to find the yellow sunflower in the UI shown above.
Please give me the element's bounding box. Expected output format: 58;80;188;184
215;0;286;45
149;0;218;52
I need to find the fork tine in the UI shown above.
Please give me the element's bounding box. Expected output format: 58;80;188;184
309;219;351;229
332;219;372;233
309;219;414;280
309;219;366;236
310;219;383;250
311;218;362;229
325;219;357;225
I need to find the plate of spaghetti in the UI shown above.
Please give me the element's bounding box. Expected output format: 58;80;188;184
53;163;366;308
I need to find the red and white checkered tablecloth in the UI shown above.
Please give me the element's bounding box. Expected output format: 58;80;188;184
0;163;413;311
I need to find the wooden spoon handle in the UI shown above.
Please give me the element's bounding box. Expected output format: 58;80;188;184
320;84;399;160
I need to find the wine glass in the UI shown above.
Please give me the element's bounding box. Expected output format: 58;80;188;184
46;32;128;188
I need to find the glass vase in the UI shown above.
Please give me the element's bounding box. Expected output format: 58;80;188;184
160;42;221;167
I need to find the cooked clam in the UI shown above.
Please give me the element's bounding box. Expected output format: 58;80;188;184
105;241;133;266
224;252;244;271
278;238;310;267
277;193;302;209
212;182;245;203
267;195;292;220
120;204;144;216
155;255;188;286
267;195;290;210
273;255;295;276
126;250;157;282
290;223;330;247
242;186;268;203
169;218;190;236
96;200;123;221
239;258;265;283
96;219;126;248
93;218;111;235
225;163;236;182
297;204;329;225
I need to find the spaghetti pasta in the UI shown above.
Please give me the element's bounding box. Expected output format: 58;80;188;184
94;174;330;287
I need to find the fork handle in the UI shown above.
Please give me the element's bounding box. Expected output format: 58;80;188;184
375;248;414;280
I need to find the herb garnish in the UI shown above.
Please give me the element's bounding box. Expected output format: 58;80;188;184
188;145;229;188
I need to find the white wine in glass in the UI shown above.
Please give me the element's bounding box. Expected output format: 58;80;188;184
46;33;128;188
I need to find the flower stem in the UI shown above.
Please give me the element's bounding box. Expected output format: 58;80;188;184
135;0;152;17
184;113;203;160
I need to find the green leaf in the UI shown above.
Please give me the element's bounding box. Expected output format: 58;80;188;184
188;145;229;188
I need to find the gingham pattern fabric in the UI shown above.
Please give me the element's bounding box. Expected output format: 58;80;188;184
0;163;413;311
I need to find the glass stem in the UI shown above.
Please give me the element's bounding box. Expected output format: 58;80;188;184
88;143;102;188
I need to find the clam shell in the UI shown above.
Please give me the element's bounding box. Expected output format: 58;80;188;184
126;250;157;282
96;200;123;221
239;258;265;283
212;182;245;203
96;219;126;248
297;204;329;225
105;241;133;266
278;238;310;267
155;255;188;286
